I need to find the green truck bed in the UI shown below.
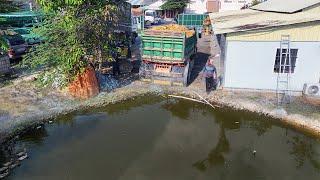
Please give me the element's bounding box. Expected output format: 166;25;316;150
141;30;197;64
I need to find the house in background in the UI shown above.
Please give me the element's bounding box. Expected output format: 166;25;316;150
128;0;258;18
207;0;221;13
185;0;265;14
219;0;253;12
185;0;209;14
210;0;320;93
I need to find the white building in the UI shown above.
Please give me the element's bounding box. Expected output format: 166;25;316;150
219;0;251;11
185;0;255;14
185;0;209;14
211;0;320;93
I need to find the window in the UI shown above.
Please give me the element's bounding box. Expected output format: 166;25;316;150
145;12;154;16
274;48;298;73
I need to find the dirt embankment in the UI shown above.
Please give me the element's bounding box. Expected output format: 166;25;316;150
0;76;320;145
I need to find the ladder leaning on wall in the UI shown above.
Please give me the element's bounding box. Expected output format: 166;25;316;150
276;35;292;106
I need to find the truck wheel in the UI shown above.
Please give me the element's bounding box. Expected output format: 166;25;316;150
183;62;190;87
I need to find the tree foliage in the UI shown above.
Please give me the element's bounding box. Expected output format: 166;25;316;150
24;0;128;87
161;0;190;10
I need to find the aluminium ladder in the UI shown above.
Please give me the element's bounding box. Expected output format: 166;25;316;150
276;35;292;106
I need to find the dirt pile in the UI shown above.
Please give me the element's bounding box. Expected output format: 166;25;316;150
68;67;99;99
151;24;195;37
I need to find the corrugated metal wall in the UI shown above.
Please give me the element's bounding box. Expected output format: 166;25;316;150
224;41;320;91
226;22;320;42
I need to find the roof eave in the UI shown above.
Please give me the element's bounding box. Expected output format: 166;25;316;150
213;19;320;35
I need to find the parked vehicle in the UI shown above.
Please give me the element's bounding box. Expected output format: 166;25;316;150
97;1;133;74
139;28;197;86
114;2;132;59
132;16;143;43
145;10;159;25
2;34;27;63
13;27;42;45
0;48;11;75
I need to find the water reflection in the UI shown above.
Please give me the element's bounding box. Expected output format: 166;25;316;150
162;99;199;120
289;135;320;170
212;108;273;136
3;96;320;180
94;95;163;115
193;128;230;171
0;148;7;166
19;127;48;145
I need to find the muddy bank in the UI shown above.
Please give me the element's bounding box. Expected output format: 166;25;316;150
1;79;320;146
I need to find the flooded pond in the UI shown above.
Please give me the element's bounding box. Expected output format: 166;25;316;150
1;96;320;179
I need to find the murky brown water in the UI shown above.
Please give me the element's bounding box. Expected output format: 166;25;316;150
1;96;320;180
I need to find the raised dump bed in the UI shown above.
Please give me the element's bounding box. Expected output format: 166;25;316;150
177;14;211;36
140;29;197;86
178;14;209;28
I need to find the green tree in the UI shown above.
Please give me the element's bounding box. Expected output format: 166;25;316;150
24;0;128;87
161;0;190;11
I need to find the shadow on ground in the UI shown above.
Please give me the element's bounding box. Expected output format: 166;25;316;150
189;52;210;86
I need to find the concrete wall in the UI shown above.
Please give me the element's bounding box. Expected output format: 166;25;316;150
224;41;320;92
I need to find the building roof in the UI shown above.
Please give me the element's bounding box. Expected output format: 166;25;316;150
251;0;320;13
210;3;320;34
146;0;165;10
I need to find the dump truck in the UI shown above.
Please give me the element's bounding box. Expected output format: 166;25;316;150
139;26;197;86
112;2;132;60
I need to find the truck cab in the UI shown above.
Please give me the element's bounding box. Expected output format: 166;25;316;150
145;10;158;25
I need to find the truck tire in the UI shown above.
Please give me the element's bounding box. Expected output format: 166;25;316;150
183;62;190;87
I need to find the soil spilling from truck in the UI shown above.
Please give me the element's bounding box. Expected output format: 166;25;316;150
1;96;320;180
